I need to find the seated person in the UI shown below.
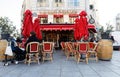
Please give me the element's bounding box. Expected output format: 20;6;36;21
25;31;40;49
16;37;22;47
11;37;26;61
24;31;41;54
24;31;42;61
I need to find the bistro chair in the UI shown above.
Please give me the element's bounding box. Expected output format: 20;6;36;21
25;42;40;65
65;42;77;60
88;42;95;51
87;43;98;62
42;42;54;62
76;42;88;64
60;42;66;52
60;42;67;56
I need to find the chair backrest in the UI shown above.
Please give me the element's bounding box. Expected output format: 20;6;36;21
88;42;95;50
26;42;40;53
78;42;88;53
66;42;73;52
93;43;98;51
43;42;53;52
60;42;65;50
72;42;78;50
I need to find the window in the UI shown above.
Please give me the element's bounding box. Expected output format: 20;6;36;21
37;0;43;2
40;18;48;24
68;0;79;7
55;0;62;3
89;5;94;10
37;0;49;7
54;0;63;7
69;17;76;23
54;18;63;23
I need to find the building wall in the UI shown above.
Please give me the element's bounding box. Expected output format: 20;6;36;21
21;0;98;26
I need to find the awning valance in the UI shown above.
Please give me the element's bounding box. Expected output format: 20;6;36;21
38;14;48;18
69;14;79;17
40;24;97;32
40;24;74;31
53;14;63;18
88;24;97;33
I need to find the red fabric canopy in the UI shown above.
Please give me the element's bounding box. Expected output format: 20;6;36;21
22;9;33;38
88;24;97;33
74;18;80;40
40;24;74;31
69;14;79;17
40;24;96;32
33;18;42;40
79;11;89;40
54;14;63;18
38;14;48;18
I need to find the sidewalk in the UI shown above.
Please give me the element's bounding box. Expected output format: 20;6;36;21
0;50;120;77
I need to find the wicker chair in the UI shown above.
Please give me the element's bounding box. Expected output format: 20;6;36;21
25;42;40;65
76;42;88;64
42;42;54;62
87;43;98;62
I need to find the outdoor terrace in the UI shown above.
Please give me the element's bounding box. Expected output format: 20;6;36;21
0;50;120;77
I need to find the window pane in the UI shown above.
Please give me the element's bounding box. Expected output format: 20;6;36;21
55;0;58;2
68;0;79;7
37;0;49;7
41;18;48;24
59;0;62;2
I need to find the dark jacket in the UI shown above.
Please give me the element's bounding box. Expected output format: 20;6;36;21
11;38;25;54
11;38;17;51
25;35;40;47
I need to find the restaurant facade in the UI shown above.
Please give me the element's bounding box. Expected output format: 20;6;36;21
21;0;98;48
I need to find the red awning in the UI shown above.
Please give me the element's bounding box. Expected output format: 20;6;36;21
69;14;79;17
40;24;97;32
54;14;63;18
40;24;74;31
88;24;97;33
38;14;48;18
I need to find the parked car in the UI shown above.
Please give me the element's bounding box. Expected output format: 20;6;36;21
113;41;120;50
111;31;120;50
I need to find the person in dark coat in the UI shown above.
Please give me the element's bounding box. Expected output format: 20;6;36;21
25;31;40;53
25;31;40;47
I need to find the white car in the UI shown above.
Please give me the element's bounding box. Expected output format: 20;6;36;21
113;41;120;50
111;31;120;50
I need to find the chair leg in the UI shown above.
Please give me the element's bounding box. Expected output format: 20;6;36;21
24;54;28;64
77;52;81;63
42;53;45;63
50;53;53;62
65;50;67;56
86;54;89;64
74;52;77;62
66;51;70;60
24;54;29;65
28;55;31;66
35;53;40;64
95;53;98;62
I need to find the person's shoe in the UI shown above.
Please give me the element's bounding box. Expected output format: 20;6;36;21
15;61;19;64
